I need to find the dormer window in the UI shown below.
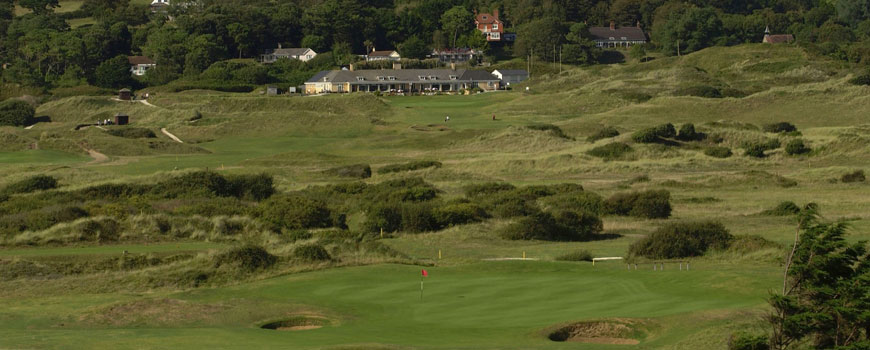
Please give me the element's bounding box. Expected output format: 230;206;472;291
388;76;396;81
418;76;427;80
449;75;457;80
482;15;488;20
323;77;328;82
493;23;498;30
621;36;627;40
428;76;437;80
377;76;385;81
357;77;365;81
609;37;615;40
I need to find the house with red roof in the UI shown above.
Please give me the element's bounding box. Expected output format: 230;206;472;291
475;9;504;42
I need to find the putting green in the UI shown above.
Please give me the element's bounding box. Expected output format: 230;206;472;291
0;261;777;349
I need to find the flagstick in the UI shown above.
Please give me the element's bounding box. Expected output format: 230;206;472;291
420;275;424;301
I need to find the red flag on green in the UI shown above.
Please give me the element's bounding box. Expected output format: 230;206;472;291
421;269;428;277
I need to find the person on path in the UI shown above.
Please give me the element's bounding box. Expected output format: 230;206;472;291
445;116;450;122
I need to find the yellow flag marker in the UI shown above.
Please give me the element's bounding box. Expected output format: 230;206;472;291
438;249;442;259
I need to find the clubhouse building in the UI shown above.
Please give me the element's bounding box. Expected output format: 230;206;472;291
304;68;501;94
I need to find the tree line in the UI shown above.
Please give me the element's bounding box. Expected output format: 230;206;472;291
2;0;870;91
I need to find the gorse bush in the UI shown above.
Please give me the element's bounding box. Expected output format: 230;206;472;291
224;173;274;201
632;123;676;143
258;195;333;230
463;182;516;197
587;142;633;160
674;85;722;98
761;201;801;216
542;191;604;215
849;72;870;85
841;170;866;183
377;160;442;174
526;124;572;139
106;127;157;139
744;144;767;158
587;126;620;142
3;175;58;194
785;139;811;155
676;123;705;141
363;204;403;233
325;164;371;179
704;146;733;158
213;245;277;271
727;235;781;254
762;122;797;133
728;333;770;350
603;190;672;219
432;203;488;227
499;210;602;241
628;220;733;259
0;99;35;127
555;250;593;262
293;243;331;261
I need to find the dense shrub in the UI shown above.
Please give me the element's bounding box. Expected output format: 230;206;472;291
464;182;516;197
632;123;675;143
160;171;229;197
433;203;488;227
0;99;35;127
363;204;402;233
727;235;781;254
555;250;594;262
325;164;371;179
214;245;277;271
762;122;797;133
172;198;249;217
480;191;540;218
587;126;620;142
603;190;672;219
526;124;571;139
744;144;767;158
400;203;439;232
784;139;811;155
258;195;333;230
587;142;633;160
377;160;442;174
728;333;770;350
225;173;274;201
704;146;733;158
541;191;604;215
841;170;866;183
674;85;721;98
500;210;602;241
849;72;870;85
761;201;801;216
676;123;705;141
628;220;733;259
106;127;157;139
3;175;58;194
293;243;332;261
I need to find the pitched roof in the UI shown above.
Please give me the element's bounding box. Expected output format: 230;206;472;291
475;12;500;24
127;56;155;65
369;50;399;57
588;26;646;42
305;69;499;84
765;34;794;44
273;48;312;56
432;48;481;55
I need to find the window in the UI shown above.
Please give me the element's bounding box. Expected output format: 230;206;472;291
418;76;427;80
449;75;457;80
377;76;385;81
609;37;615;40
490;32;500;39
482;15;488;20
621;36;627;40
357;77;365;81
428;75;436;80
388;76;396;81
493;23;498;30
306;55;312;59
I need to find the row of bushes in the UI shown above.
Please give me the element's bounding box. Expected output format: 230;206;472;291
0;99;35;127
500;210;602;241
633;123;706;144
603;190;672;219
377;160;442;174
363;201;489;233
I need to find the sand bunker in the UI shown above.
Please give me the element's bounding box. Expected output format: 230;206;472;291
261;316;331;331
548;319;644;345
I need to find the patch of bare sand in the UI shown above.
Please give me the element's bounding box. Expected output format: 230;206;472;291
548;319;647;345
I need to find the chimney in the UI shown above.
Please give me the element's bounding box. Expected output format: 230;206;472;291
451;62;456;70
493;9;499;19
349;64;354;71
278;43;282;49
610;21;615;30
393;62;402;70
636;21;641;28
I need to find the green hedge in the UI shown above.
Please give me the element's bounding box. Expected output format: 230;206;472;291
587;142;633;160
377;160;442;174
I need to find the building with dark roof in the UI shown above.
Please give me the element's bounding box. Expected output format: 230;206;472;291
588;22;647;48
430;48;483;63
304;68;501;94
127;56;155;76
